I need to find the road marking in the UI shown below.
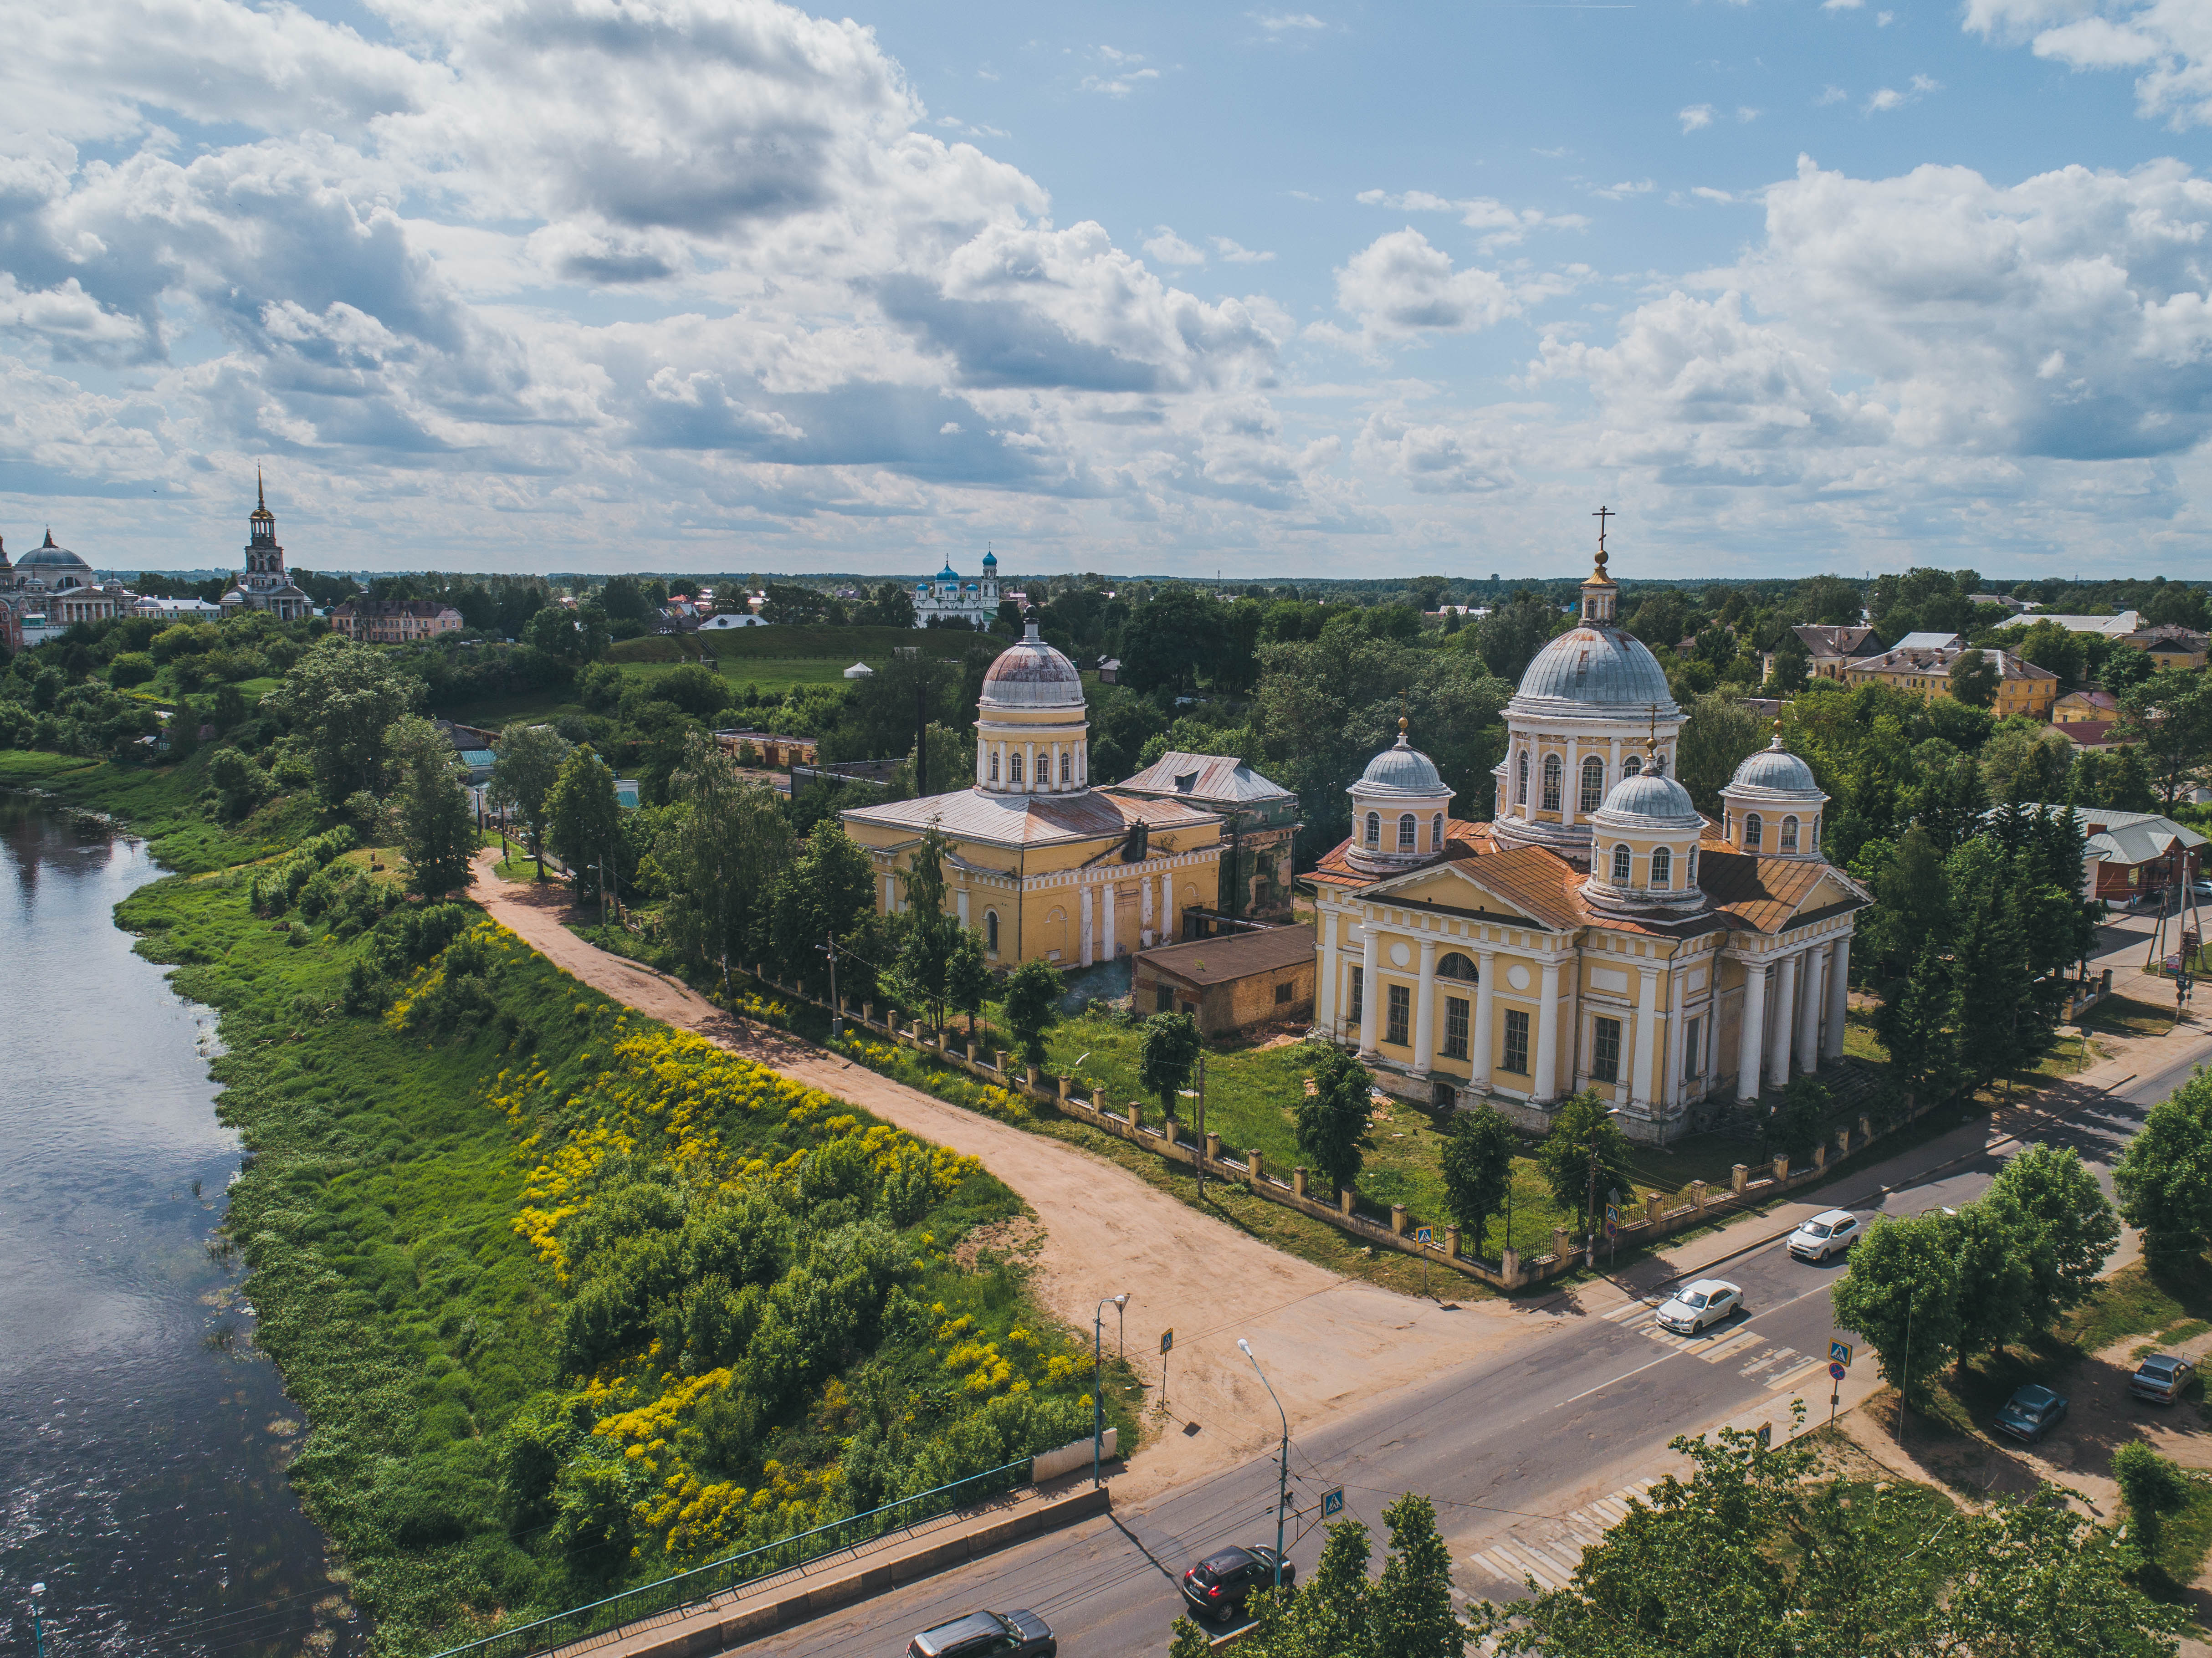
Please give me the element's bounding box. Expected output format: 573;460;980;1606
1464;1479;1659;1594
1739;1346;1799;1378
1560;1279;1838;1403
1766;1359;1828;1396
1602;1297;1659;1323
1697;1327;1762;1364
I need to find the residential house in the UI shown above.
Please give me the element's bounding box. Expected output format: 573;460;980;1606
1841;642;2058;721
2037;612;2143;639
2054;689;2120;725
2006;804;2204;905
1133;923;1316;1036
2125;624;2209;671
330;599;463;643
1789;623;1876;680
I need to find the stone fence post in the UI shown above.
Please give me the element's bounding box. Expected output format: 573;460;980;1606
1249;1149;1265;1183
1771;1154;1790;1182
1690;1179;1708;1214
1203;1131;1221;1162
1502;1246;1521;1286
1339;1187;1355;1217
1836;1126;1852;1158
1859;1113;1872;1143
1128;1099;1144;1132
1551;1226;1571;1260
1057;1075;1071;1101
1445;1224;1460;1260
1293;1166;1308;1199
1731;1164;1749;1195
861;1002;872;1027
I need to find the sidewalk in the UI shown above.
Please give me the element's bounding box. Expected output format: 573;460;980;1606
547;1479;1111;1658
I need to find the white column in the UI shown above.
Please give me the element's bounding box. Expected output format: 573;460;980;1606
956;887;970;928
1080;885;1095;967
1159;871;1173;941
1795;946;1823;1076
1767;952;1797;1088
1102;880;1118;961
1358;927;1381;1056
1563;736;1580;827
1140;873;1155;947
1026;742;1038;793
1052;741;1063;791
975;743;988;787
1660;968;1683;1112
1472;948;1496;1088
1319;909;1340;1038
1632;966;1659;1108
1737;961;1767;1102
1824;936;1851;1060
1535;958;1562;1102
1412;938;1439;1077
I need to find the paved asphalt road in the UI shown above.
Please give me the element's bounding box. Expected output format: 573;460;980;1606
758;1037;2206;1658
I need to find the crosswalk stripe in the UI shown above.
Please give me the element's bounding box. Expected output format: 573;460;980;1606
1491;1541;1567;1590
1767;1360;1829;1395
1588;1497;1631;1524
1603;1297;1658;1322
1698;1328;1763;1363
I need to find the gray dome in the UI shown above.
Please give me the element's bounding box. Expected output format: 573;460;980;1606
18;531;91;575
978;620;1083;709
1353;728;1445;798
1511;625;1676;717
1730;742;1820;796
1596;770;1701;827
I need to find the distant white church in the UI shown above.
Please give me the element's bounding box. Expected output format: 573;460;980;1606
912;551;999;628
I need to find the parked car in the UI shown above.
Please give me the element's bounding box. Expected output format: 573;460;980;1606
1655;1279;1744;1335
907;1609;1055;1658
1992;1384;2069;1443
2130;1354;2196;1404
1181;1545;1295;1621
1787;1209;1862;1262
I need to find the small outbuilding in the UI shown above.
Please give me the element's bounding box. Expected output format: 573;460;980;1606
843;660;875;679
1132;923;1316;1037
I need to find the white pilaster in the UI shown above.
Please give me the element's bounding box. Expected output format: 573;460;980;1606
1358;926;1381;1057
1413;938;1438;1077
1824;936;1851;1060
1159;872;1173;941
1564;735;1580;827
1767;952;1797;1088
1080;885;1095;967
1795;946;1823;1076
1737;961;1767;1102
1319;909;1340;1038
1632;966;1659;1107
1535;957;1562;1103
1102;880;1118;961
1472;949;1496;1088
1140;875;1154;947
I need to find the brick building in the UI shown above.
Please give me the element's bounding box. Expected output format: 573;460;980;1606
1133;923;1316;1036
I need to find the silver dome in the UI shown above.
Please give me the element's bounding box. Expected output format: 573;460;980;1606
1510;625;1677;718
1352;728;1446;798
1594;770;1702;828
978;620;1084;710
17;531;91;574
1729;742;1821;796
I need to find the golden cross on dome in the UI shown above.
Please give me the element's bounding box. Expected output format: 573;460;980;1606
1593;504;1613;551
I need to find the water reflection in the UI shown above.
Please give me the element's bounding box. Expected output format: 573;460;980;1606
0;796;363;1657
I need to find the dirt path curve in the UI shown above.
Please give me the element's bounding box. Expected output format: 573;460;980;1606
471;851;1537;1500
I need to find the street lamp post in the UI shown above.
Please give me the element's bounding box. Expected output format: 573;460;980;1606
1238;1339;1290;1592
1094;1294;1127;1487
28;1582;45;1658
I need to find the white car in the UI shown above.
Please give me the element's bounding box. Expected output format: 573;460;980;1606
1655;1279;1743;1335
1787;1209;1861;1262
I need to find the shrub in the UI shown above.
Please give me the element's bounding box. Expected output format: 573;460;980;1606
109;651;157;688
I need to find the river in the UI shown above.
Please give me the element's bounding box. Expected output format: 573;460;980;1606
0;796;364;1658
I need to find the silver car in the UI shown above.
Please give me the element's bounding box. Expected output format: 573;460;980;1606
1655;1279;1743;1334
1788;1209;1861;1262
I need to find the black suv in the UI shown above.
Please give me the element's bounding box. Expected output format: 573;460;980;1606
1180;1545;1295;1621
906;1608;1055;1658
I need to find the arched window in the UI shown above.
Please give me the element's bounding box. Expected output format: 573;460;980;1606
1650;845;1672;888
1060;752;1071;785
1744;813;1763;850
1432;812;1445;849
1516;749;1529;805
1612;844;1632;884
1365;811;1381;848
985;910;1000;954
1398;813;1417;851
1438;951;1479;981
1009;751;1024;784
989;751;1000;783
1780;815;1800;852
1652;752;1668;777
1541;754;1562;812
1622;754;1642;778
1580;755;1605;814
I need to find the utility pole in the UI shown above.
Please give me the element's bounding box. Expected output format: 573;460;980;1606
28;1582;45;1658
1094;1294;1127;1487
1239;1341;1290;1592
819;930;841;1041
915;674;929;800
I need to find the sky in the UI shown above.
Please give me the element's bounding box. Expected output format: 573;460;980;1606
3;0;2211;580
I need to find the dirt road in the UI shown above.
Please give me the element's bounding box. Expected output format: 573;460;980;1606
471;852;1537;1498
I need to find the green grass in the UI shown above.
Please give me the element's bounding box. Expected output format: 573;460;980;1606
608;624;932;665
2057;1254;2212;1356
2140;1474;2212;1602
0;746;309;871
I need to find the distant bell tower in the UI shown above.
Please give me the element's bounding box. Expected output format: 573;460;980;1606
246;469;282;579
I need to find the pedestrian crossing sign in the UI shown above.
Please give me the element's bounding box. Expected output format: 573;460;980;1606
1322;1487;1344;1517
1829;1340;1852;1367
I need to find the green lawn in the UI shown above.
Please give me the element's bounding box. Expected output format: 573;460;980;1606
609;623;936;665
440;655;870;730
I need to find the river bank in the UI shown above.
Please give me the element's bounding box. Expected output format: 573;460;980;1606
3;750;1129;1656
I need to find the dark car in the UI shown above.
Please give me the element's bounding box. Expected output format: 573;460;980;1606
1181;1545;1295;1621
2130;1354;2196;1404
906;1608;1055;1658
1993;1383;2069;1443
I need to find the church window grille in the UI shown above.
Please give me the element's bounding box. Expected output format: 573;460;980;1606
1541;754;1562;812
1623;754;1642;778
1432;812;1445;849
1444;996;1470;1060
1580;756;1605;814
1650;845;1671;888
1438;951;1478;981
1009;752;1024;785
1061;752;1071;785
1516;750;1529;805
989;751;999;783
1398;814;1417;852
1781;816;1799;852
1386;983;1411;1047
1502;1009;1531;1075
1611;844;1632;884
1744;813;1763;850
985;911;1000;954
1365;811;1381;849
1592;1017;1622;1084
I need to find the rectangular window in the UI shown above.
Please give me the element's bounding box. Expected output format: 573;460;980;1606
1502;1008;1531;1075
1275;982;1294;1005
1592;1016;1622;1084
1684;1017;1701;1080
1156;983;1175;1013
1386;983;1411;1046
1347;965;1364;1028
1443;995;1470;1060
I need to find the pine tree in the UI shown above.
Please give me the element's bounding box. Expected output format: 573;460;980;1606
1876;936;1959;1111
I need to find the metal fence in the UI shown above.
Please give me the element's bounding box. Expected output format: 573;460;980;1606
427;1457;1033;1658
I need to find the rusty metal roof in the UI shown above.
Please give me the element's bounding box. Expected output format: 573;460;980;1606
1114;751;1296;805
842;786;1218;849
1138;923;1316;988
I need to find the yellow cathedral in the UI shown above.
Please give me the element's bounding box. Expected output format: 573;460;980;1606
840;620;1228;968
1310;548;1869;1145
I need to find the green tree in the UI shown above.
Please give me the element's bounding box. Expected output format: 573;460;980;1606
1120;586;1230;696
661;732;789;992
1767;633;1810;695
2111;1441;2190;1559
1138;1012;1203;1122
1987;1143;2119;1326
1944;1488;2186;1657
1944;1194;2036;1366
1217;1517;1375;1658
1535;1090;1634;1230
271;640;422;808
1876;936;1961;1111
1299;1047;1378;1197
1439;1108;1516;1256
2120;666;2212;810
1674;693;1767;815
1765;1078;1828;1166
543;745;624;904
1373;1493;1465;1658
1830;1211;1962;1402
205;746;269;822
2114;1073;2212;1258
487;721;573;879
893;824;961;1028
946;928;993;1047
386;716;477;897
765;818;876;998
1003;958;1062;1070
650;662;733;717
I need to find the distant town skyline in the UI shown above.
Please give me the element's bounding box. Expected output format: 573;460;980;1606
5;0;2210;577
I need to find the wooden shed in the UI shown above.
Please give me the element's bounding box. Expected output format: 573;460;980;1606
1133;923;1316;1037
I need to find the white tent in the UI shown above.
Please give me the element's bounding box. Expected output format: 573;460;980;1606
843;661;875;679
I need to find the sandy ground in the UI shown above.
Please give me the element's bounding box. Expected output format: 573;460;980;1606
471;851;1540;1499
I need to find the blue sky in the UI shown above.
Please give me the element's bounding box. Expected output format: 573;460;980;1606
2;0;2208;579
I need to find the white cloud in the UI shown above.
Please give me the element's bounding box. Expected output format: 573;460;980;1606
1911;73;1945;91
1866;87;1908;110
1249;10;1328;31
1966;0;2212;127
1356;408;1517;492
1323;228;1576;346
1823;0;1863;10
1143;227;1209;266
1679;104;1715;132
1817;85;1849;103
1692;186;1737;203
1357;188;1587;246
1213;236;1276;263
1592;179;1657;200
